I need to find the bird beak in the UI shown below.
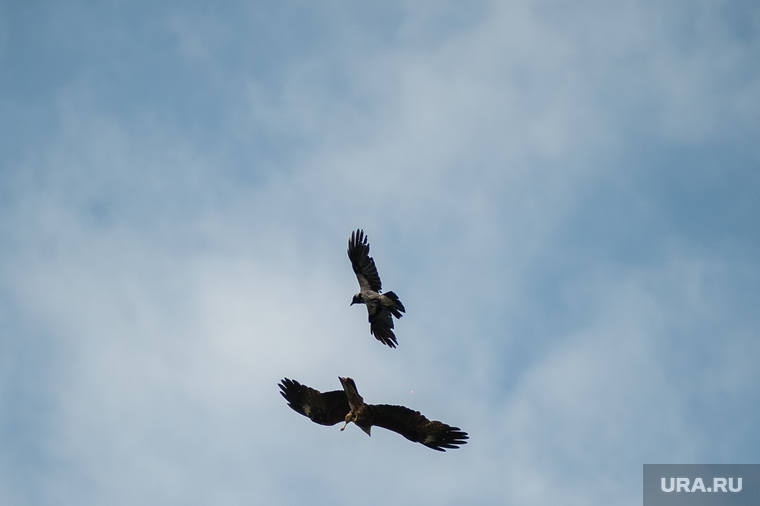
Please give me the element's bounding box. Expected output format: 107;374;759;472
340;422;348;431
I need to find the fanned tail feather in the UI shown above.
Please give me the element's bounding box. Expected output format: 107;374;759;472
383;291;405;318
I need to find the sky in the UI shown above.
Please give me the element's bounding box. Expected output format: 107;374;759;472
1;1;759;504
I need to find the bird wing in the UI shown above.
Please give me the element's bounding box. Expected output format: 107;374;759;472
368;404;469;451
347;229;383;292
279;378;350;426
367;306;398;348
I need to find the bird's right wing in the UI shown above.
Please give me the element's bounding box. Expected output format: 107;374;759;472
279;378;350;426
370;404;469;451
347;229;383;292
367;306;398;348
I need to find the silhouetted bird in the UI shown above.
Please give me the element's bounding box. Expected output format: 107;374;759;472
347;229;405;347
279;377;468;451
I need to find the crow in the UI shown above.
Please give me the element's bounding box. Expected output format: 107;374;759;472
347;229;405;347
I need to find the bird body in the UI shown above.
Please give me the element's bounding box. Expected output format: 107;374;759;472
347;229;405;347
277;230;468;453
279;377;468;451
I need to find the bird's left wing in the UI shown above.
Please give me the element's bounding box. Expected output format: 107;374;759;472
279;378;350;426
369;404;469;451
347;229;383;292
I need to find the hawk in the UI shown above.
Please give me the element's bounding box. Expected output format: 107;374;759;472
279;377;468;451
347;229;405;347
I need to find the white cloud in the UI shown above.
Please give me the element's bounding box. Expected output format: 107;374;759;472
1;1;758;504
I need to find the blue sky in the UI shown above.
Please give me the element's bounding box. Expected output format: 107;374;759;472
1;1;759;504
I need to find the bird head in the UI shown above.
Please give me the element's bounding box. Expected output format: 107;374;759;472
340;412;355;431
350;293;363;306
339;412;372;436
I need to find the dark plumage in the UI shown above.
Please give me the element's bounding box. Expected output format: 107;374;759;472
279;377;468;451
347;229;405;347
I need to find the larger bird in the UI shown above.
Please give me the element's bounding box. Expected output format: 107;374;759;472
279;377;468;451
347;229;405;348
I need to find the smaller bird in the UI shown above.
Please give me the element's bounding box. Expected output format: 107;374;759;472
347;229;405;348
279;377;468;451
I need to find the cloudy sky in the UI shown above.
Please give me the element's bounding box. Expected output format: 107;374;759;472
1;1;759;504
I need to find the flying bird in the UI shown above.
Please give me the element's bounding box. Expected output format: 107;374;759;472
278;377;468;452
347;229;405;347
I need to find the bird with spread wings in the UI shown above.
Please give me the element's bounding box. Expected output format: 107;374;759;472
279;377;468;451
347;229;406;348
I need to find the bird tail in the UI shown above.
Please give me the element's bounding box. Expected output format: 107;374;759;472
339;377;364;406
383;291;405;318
